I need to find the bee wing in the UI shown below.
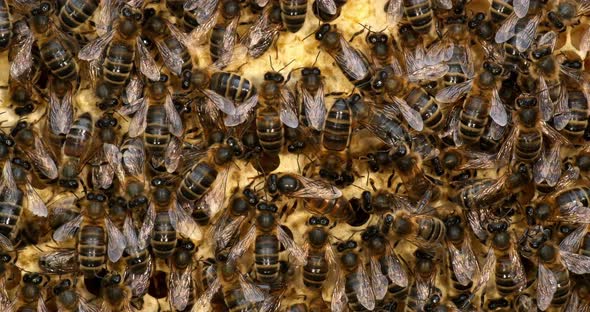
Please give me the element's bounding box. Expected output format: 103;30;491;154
284;174;342;199
138;204;156;249
580;27;590;57
122;138;145;177
557;201;590;223
539;76;554;121
473;248;495;294
25;183;47;217
385;248;408;287
165;94;184;137
136;37;161;82
104;143;125;184
490;89;508;126
49;89;74;135
123;216;139;249
53;215;82;242
542;121;571;145
408;63;449;82
434;0;452;10
127;98;149;138
516;15;540;52
534;143;561;186
128;257;152;297
538;30;557;50
194;167;229;219
213;18;239;69
165;136;182;173
434;80;473;103
497;125;517;166
513;0;530;18
331;272;348;312
105;217;126;262
255;0;271;5
37;297;48;312
510;247;526;291
449;243;474;286
369;256;388;300
154;39;183;76
555;165;580;191
456;151;497;170
228;223;256;263
95;0;114;36
167;22;190;49
315;0;337;14
79;29;114;61
426;40;453;65
203;89;237;115
560;251;590;274
553;87;572;130
301;84;326;131
390;97;424;131
39;250;77;274
10;25;34;78
280;88;299;128
214;215;246;251
170;269;192;310
386;0;403;25
188;11;219;47
336;37;370;80
565;291;584;312
169;201;202;240
560;224;588;252
537;263;557;311
185;0;219;24
28;137;59;180
242;13;281;59
0;233;13;251
495;13;518;43
238;273;266;302
78;297;100;312
0;161;16;201
278;225;307;266
224;94;259;127
356;260;376;310
194;276;221;312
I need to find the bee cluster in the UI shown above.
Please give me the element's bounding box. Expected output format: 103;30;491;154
0;0;590;311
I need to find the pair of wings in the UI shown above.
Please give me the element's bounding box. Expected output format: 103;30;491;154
0;161;48;218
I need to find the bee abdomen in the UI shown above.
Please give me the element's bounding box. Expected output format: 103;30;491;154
303;251;328;288
490;0;514;23
224;287;256;312
551;267;570;307
255;234;280;284
210;72;256;102
78;225;106;276
561;91;589;139
345;271;369;311
459;96;488;144
179;162;218;202
209;24;226;63
280;0;307;33
417;217;445;244
515;129;542;162
64;116;93;158
104;41;135;86
151;212;177;259
305;197;354;223
0;200;22;241
164;36;193;73
40;41;78;81
145;105;170;158
403;0;433;34
406;87;442;131
256;108;284;154
495;255;520;295
322;99;352;151
124;248;150;274
59;0;98;29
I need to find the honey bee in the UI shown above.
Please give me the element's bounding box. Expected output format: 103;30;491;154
52;278;99;311
318;97;353;184
52;192;126;278
266;172;343;207
46;78;74;155
405;250;442;312
547;0;590;30
59;112;95;189
168;238;198;311
78;3;160;92
241;4;282;59
443;212;478;297
385;0;452;34
7;79;39;117
389;144;441;201
209;0;242;69
16;273;48;312
89;113;121;190
280;0;307;33
495;12;541;52
100;271;134;311
315;24;373;92
227;201;306;285
300;216;337;290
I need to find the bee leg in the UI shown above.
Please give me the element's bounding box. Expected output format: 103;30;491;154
387;173;395;189
348;28;365;43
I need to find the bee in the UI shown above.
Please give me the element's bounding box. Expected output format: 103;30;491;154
474;221;526;301
195;252;267;312
7;79;39;117
315;24;373;92
120;74;183;173
227;201;306;285
405;250;442;312
495;12;541;53
209;0;242;69
547;0;590;30
301;216;337;290
89;113;122;190
52;278;99;311
52;192;126;278
551;60;590;142
389;144;441;201
467;12;495;41
312;0;345;22
280;0;307;33
297;65;328;132
59;112;95;189
141;10;191;76
168;239;198;311
57;0;99;36
100;272;134;311
46;78;75;155
180;68;257;109
330;240;376;312
0;0;11;51
241;4;283;59
442;213;478;297
318;97;353;185
78;3;159;94
209;186;257;252
120;207;153;303
17;273;48;312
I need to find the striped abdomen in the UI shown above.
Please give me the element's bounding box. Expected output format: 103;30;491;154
210;72;256;102
78;224;106;277
406;87;443;131
0;189;24;242
179;162;218;202
561;90;589;140
322;98;352;152
164;36;193;73
0;0;11;51
254;233;280;284
555;186;590;211
495;254;521;295
59;0;98;30
256;106;284;154
209;24;227;63
459;95;488;144
304;197;354;223
345;270;370;311
515;128;542;162
224;285;257;312
416;216;445;245
280;0;307;33
151;211;177;259
303;248;328;288
145;104;170;160
490;0;514;24
403;0;433;34
103;40;135;87
64;114;93;158
40;39;78;82
124;247;150;274
549;264;570;308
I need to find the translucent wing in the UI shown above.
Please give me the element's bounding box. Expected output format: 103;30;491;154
473;248;495;294
170;269;192;310
385;248;408;287
10;26;34;78
137;38;161;81
242;10;281;58
449;243;473;286
213;18;238;69
538;30;557;49
331;273;348;312
553;86;571;130
559;224;588;252
127;99;149;138
203;89;237;115
513;0;530;18
238;273;266;302
301;84;326;131
0;161;16;201
224;94;259;127
408;63;449;82
194;167;229;219
386;0;403;25
335;37;370;80
281;174;342;199
425;40;453;65
370;257;388;300
539;76;553;121
516;15;540;52
53;215;82;242
169;201;202;240
490;89;508;126
188;11;219;47
228;224;256;263
497;126;517;166
28;137;59;180
123;216;139;248
280;88;299;128
78;29;114;60
155;40;183;76
434;80;473;103
435;0;452;10
317;0;337;14
25;183;47;217
390;97;424;131
165;136;182;173
534;143;561;187
561;251;590;274
511;247;526;291
49;89;74;135
139;203;156;248
255;0;270;5
495;13;518;43
356;261;376;310
580;27;590;57
194;277;221;312
167;22;190;48
104;143;125;184
106;218;126;262
214;215;246;251
537;264;557;311
186;0;219;24
37;297;48;312
278;225;307;266
165;94;184;137
0;233;13;252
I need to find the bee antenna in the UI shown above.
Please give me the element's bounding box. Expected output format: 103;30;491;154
269;55;275;72
302;29;316;41
278;59;296;73
312;51;321;67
